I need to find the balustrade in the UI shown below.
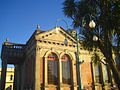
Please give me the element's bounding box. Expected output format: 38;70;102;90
1;43;25;64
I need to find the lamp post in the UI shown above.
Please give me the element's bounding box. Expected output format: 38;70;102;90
93;35;98;41
76;19;95;90
54;19;69;34
55;19;69;44
55;18;96;90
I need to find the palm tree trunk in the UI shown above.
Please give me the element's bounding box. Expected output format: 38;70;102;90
108;58;120;89
98;35;120;90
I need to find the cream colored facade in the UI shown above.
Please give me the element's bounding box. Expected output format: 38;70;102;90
0;68;14;90
0;26;118;90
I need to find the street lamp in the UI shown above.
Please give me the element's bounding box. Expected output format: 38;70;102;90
93;35;98;41
89;20;96;28
89;19;98;41
54;19;69;35
54;19;69;45
75;19;95;90
55;18;95;90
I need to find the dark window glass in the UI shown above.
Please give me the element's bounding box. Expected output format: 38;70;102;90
47;53;58;85
10;75;13;80
103;65;109;82
94;64;101;83
61;54;71;84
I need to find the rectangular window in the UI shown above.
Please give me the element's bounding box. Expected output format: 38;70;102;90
62;61;71;84
48;60;58;85
103;65;109;82
94;64;101;83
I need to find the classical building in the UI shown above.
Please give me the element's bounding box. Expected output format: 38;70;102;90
0;68;14;90
0;26;118;90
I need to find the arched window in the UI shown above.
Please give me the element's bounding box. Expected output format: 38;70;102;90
47;53;58;85
61;54;71;84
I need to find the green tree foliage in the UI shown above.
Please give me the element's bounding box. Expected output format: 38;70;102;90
63;0;120;89
91;52;101;65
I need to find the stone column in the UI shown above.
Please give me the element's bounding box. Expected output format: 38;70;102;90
59;57;63;90
21;63;25;90
0;59;7;90
16;65;20;90
71;59;77;90
34;46;41;90
91;63;96;89
44;56;48;90
101;64;107;90
13;65;17;90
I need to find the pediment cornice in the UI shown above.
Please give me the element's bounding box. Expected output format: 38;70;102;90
35;26;77;44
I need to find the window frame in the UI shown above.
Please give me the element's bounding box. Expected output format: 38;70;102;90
94;63;101;83
47;53;59;85
61;54;72;84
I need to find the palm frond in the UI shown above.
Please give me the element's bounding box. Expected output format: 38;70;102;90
91;52;101;64
63;0;76;18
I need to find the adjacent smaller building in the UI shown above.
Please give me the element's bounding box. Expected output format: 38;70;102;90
0;68;14;90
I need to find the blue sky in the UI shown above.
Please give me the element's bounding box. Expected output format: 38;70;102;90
0;0;73;68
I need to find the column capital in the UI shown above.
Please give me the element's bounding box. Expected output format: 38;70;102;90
44;83;48;87
73;82;77;87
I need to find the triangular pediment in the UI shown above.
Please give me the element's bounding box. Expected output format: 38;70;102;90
35;26;77;45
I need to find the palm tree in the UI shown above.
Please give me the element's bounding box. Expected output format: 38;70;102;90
63;0;120;89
